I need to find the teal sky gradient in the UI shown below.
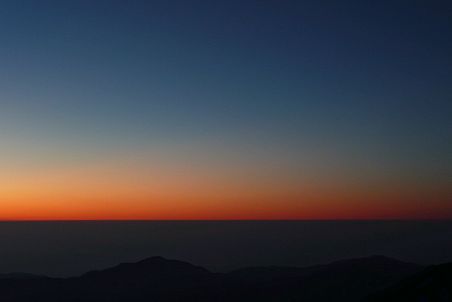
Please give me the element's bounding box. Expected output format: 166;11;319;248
0;0;451;219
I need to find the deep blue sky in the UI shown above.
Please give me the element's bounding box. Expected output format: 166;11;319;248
0;0;451;219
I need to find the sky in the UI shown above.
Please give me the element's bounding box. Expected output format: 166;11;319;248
0;0;451;220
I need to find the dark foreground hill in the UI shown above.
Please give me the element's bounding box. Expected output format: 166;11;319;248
365;262;452;301
0;255;430;301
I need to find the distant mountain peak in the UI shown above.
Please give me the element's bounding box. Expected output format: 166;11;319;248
136;256;179;265
81;256;210;280
0;255;434;302
328;255;420;267
368;255;397;260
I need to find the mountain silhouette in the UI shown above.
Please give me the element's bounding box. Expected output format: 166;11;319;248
366;262;452;301
222;255;422;302
81;256;211;283
0;255;428;301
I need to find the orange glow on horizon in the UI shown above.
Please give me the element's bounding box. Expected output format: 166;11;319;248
1;153;451;221
1;185;450;221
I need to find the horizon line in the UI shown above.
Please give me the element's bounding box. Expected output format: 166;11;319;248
0;218;451;222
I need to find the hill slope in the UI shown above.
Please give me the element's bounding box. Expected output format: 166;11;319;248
0;255;423;302
365;262;452;301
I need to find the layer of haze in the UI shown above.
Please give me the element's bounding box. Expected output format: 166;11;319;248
1;221;452;277
0;0;451;220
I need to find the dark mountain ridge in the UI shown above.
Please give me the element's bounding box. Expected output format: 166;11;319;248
0;255;434;302
366;262;452;301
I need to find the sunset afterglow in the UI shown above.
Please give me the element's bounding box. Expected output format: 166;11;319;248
0;1;450;220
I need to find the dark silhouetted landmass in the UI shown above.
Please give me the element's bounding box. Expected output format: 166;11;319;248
0;255;439;301
366;262;452;301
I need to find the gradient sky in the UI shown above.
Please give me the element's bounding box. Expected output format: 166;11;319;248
0;0;451;220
